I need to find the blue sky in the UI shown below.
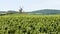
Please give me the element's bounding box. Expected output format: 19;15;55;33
0;0;60;12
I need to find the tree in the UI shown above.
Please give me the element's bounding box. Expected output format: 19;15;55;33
19;8;23;13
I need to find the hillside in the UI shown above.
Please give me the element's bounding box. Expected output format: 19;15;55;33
0;11;6;13
30;9;60;14
0;9;60;15
0;10;18;15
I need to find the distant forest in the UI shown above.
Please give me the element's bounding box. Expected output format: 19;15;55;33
0;9;60;16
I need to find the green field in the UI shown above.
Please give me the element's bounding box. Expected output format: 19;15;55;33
0;14;60;34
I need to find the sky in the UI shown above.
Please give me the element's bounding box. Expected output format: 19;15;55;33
0;0;60;12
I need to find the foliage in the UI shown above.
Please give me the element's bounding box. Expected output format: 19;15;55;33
0;14;60;34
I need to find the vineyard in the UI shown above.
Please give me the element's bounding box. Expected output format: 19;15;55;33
0;14;60;34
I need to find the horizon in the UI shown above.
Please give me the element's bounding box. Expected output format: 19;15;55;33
0;0;60;12
1;9;60;12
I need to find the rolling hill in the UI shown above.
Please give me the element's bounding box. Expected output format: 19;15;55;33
29;9;60;14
